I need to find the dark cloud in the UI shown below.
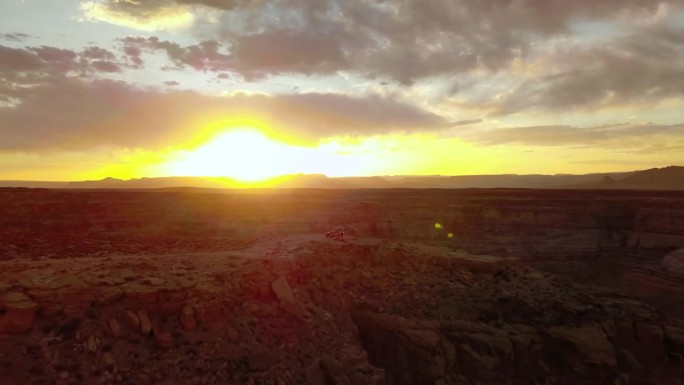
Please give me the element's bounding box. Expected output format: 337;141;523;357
164;80;180;86
0;77;450;151
0;45;43;71
482;22;684;115
94;0;665;83
0;44;125;78
177;0;263;10
120;36;232;72
0;33;32;42
451;119;483;126
465;124;684;149
27;46;78;72
80;46;117;61
93;0;683;118
122;44;144;69
90;60;121;72
230;29;347;78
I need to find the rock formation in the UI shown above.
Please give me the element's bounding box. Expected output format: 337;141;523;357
1;188;684;384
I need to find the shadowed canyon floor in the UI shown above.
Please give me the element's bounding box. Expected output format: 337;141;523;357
1;188;684;384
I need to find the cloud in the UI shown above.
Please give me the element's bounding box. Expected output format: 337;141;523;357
90;60;122;72
229;29;348;78
27;46;79;72
0;76;450;151
0;45;44;72
465;124;684;151
0;33;32;42
0;44;126;78
92;0;667;82
91;0;682;119
120;36;232;71
80;0;194;31
80;46;117;61
451;119;483;126
480;21;684;115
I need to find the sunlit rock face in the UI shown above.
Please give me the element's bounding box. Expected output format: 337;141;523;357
630;210;684;253
662;248;684;274
353;310;684;385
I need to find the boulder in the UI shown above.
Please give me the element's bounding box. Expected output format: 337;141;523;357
0;291;38;334
86;335;99;352
137;310;152;335
152;324;173;348
662;248;684;275
544;325;617;376
179;306;197;331
271;276;295;304
122;310;140;331
108;318;123;338
103;352;115;368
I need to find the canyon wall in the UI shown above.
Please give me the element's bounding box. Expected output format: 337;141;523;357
2;188;684;312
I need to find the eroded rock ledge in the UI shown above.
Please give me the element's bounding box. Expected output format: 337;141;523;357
2;236;683;384
353;310;684;385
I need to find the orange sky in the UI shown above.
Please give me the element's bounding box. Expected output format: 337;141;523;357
1;1;683;181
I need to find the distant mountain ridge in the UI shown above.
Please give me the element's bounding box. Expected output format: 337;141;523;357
1;166;683;190
578;166;684;190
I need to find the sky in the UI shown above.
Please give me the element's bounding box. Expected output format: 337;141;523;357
1;0;684;181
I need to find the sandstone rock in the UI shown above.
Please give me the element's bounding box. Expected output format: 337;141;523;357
121;282;159;303
122;310;140;331
225;327;240;342
103;352;115;368
86;335;99;352
152;324;173;348
633;323;667;365
95;286;124;304
179;305;197;331
108;318;123;338
246;302;278;318
0;291;38;334
352;311;444;384
445;320;514;381
635;323;664;349
338;344;369;367
661;248;684;274
271;276;295;303
280;300;309;318
39;303;63;318
246;344;277;371
192;301;224;324
137;310;152;335
544;325;617;377
665;326;684;352
136;374;152;385
56;286;97;306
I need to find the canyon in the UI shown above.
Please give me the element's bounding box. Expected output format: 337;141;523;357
1;188;684;384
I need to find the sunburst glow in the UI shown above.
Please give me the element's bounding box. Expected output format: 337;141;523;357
166;129;300;182
161;126;428;184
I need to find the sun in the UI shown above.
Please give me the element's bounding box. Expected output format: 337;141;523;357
161;124;407;183
166;128;296;182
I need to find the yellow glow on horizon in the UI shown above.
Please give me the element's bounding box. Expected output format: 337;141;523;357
166;129;297;182
7;126;680;182
162;127;396;183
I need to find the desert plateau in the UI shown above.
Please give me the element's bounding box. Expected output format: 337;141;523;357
3;1;684;383
2;187;684;385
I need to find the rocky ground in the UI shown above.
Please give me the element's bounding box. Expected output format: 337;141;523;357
2;188;684;384
1;234;683;384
